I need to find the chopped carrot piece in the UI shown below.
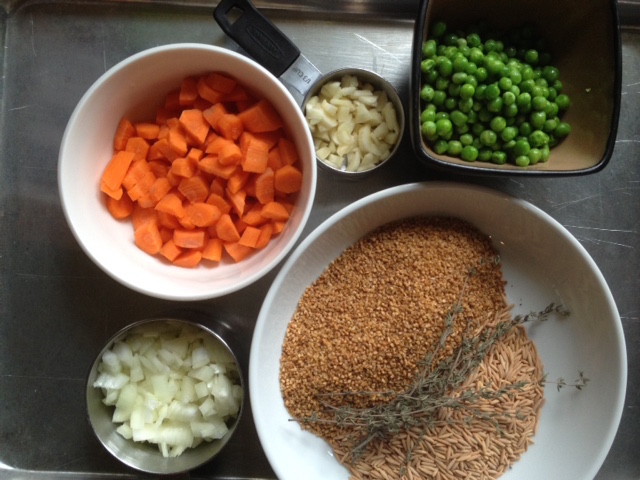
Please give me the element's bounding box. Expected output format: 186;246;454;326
173;228;206;249
227;169;250;194
135;122;160;140
201;237;223;262
173;249;203;268
179;76;199;106
274;164;303;194
131;205;158;230
223;242;253;262
187;148;204;163
113;118;136;151
155;192;186;218
159;226;173;244
126;171;156;202
168;127;188;157
159;239;183;262
223;84;251;103
101;150;135;192
196;76;224;105
122;159;152;191
178;174;209;203
261;201;290;221
226;187;246;217
125;136;150;162
106;193;134;219
206;193;231;214
209;177;227;198
138;177;172;207
205;72;237;94
170;157;198;179
238;225;261;248
186;202;222;227
100;182;123;200
164;89;181;111
157;210;182;230
238;99;284;133
217;113;244;141
267;147;283;171
242;135;270;173
278;137;299;166
215;213;241;243
242;202;267;226
148;160;170;179
134;221;163;255
220;140;243;166
202;103;228;131
179;109;210;146
199;155;238;179
149;137;181;162
254;167;275;204
255;222;273;249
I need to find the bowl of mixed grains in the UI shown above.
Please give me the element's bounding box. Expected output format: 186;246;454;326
250;182;626;480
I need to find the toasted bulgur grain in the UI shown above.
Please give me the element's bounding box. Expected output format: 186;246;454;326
279;217;544;479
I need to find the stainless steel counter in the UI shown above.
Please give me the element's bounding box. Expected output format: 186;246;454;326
0;1;638;478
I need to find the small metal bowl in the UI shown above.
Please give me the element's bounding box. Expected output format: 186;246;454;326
303;68;405;180
86;317;244;474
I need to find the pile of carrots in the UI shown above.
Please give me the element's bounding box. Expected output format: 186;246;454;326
99;72;304;268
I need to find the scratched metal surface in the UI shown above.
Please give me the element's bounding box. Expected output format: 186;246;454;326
0;1;638;479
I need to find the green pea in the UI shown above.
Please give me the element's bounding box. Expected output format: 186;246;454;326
516;92;532;110
456;124;470;135
502;91;516;106
472;122;485;136
450;110;468;127
487;97;503;113
530;111;547;130
515;155;531;167
490;116;507;132
499;76;513;91
484;39;497;52
465;62;478;76
435;77;449;91
431;21;447;38
519;79;535;93
540;145;551;162
469;48;484;65
452;72;468;85
447;140;463;156
542;65;560;82
555;94;570;110
448;83;462;97
432;90;446;106
524;49;539;64
421;108;437;123
503;103;519;118
461;145;479;161
460;133;473;146
420;85;435;101
478;148;493;162
519;122;533;137
529;129;548;147
438;58;453;77
555;121;571;137
435;111;449;121
422;40;437;58
424;69;438;84
480;129;498;146
435;118;453;136
543;117;559;133
444;97;457;110
501;126;518;142
532;96;548;111
509;68;523;85
485;83;501;100
433;139;449;154
528;147;542;165
421;120;437;138
452;56;469;73
475;67;489;82
459;83;476;100
466;33;482;48
491;151;507;164
513;139;531;156
544;101;559;117
458;96;474;112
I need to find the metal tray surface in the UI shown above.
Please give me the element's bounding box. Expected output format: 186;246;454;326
0;1;639;479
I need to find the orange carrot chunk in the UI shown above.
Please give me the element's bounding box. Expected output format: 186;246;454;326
101;150;135;192
254;167;275;204
238;225;261;248
134;221;163;255
155;192;186;218
106;193;134;219
206;72;237;94
217;113;244;141
173;228;206;249
201;237;224;262
242;135;270;173
202;103;228;131
159;239;183;262
125;137;150;162
261;201;290;221
179;109;210;146
238;99;284;133
173;249;203;268
223;242;253;262
186;202;222;227
113;118;136;151
179;76;199;106
197;76;224;105
135;122;160;140
274;164;303;194
215;213;241;243
278;137;299;166
178;174;210;203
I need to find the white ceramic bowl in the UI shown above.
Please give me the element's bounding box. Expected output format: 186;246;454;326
250;181;626;480
58;43;316;301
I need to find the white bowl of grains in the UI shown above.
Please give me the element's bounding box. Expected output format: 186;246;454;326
250;181;626;480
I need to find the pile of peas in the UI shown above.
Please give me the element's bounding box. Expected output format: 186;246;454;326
420;22;571;166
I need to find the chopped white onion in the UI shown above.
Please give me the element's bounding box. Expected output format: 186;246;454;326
93;322;242;457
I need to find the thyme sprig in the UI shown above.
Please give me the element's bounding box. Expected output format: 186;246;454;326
291;265;584;461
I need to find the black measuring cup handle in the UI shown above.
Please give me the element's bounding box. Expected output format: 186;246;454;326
213;0;301;77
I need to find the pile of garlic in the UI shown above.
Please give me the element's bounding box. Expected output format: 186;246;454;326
304;74;400;172
93;321;242;458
